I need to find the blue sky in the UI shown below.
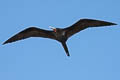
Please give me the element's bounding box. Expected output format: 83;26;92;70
0;0;120;80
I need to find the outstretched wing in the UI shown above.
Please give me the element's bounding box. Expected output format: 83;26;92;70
64;19;117;38
3;27;56;44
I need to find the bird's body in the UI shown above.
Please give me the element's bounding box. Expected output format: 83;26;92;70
53;28;67;42
3;19;117;56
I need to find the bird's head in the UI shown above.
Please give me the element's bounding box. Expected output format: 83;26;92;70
49;26;57;32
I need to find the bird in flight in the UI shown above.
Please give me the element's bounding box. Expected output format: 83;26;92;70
3;19;117;56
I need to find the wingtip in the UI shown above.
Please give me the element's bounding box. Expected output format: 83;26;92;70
2;43;5;45
111;22;117;25
2;40;10;45
104;22;117;26
2;42;7;45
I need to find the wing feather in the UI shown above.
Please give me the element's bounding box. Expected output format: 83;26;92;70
3;27;55;44
64;19;117;38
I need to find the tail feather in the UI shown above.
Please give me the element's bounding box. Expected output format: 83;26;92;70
61;42;70;56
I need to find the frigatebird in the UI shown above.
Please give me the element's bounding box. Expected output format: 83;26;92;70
3;19;117;56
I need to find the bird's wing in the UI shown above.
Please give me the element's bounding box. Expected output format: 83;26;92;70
64;19;117;38
3;27;56;44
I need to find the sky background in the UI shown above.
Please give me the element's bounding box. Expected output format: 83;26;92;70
0;0;120;80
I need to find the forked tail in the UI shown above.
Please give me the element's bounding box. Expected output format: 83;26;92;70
61;42;70;56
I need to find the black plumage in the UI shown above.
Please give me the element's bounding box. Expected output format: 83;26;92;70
3;19;117;56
